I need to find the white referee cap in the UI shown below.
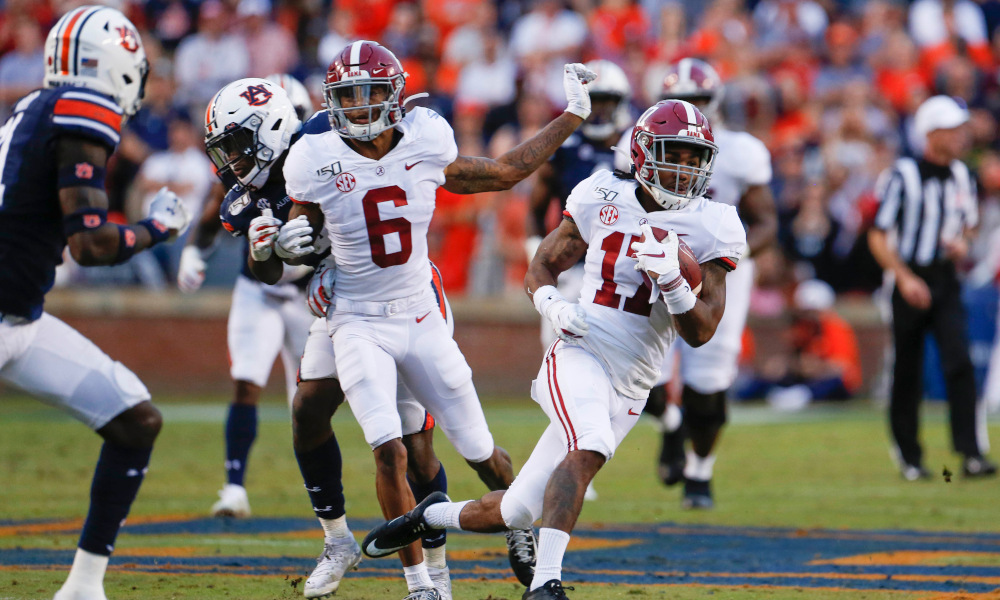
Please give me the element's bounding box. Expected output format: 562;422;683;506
914;95;969;137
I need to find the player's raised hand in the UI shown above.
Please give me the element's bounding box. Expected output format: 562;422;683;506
177;246;207;292
276;215;315;259
249;208;282;261
631;224;680;283
533;284;589;343
305;257;336;318
147;186;191;241
563;63;598;120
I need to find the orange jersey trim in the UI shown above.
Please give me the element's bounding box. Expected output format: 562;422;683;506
54;98;122;133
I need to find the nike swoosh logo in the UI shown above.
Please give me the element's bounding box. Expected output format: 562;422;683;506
644;252;666;258
628;407;641;416
416;312;431;323
405;161;423;170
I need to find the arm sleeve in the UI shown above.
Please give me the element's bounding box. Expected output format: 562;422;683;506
50;90;123;150
873;167;904;231
563;180;593;244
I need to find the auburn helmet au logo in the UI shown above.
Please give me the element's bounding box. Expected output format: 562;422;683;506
240;85;273;106
116;26;140;53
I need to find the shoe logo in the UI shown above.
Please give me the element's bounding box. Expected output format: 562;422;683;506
405;161;423;170
643;251;666;258
628;407;641;416
416;312;431;323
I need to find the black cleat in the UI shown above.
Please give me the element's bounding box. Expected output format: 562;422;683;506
362;491;449;558
657;428;686;487
522;579;574;599
962;455;998;478
682;477;713;510
505;528;537;587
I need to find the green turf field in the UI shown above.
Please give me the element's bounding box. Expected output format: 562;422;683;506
2;394;999;599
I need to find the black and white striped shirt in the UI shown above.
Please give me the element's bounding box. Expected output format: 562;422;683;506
873;156;978;267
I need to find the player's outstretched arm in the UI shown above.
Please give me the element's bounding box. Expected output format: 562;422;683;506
58;137;187;266
284;201;325;266
670;261;728;347
178;182;226;292
443;64;595;194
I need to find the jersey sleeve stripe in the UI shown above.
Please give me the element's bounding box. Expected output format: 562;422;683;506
59;7;87;75
716;256;738;271
52;116;121;145
289;196;313;204
429;263;448;321
60;91;122;114
54;99;122;133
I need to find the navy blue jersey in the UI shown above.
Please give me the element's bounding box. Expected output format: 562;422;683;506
537;133;617;236
0;86;124;321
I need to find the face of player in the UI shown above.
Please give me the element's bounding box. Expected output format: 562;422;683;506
207;126;257;181
336;83;390;125
655;144;705;195
588;94;620;126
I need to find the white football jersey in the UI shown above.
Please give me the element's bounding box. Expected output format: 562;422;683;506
284;107;458;301
705;128;771;208
566;170;746;399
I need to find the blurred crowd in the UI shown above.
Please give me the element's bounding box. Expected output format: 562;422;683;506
4;0;1000;306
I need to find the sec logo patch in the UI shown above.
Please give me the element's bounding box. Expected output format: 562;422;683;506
335;173;356;192
599;204;619;225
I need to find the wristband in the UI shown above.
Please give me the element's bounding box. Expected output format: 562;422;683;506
658;275;697;315
137;218;171;245
532;284;562;316
113;225;139;265
63;207;108;236
58;162;106;189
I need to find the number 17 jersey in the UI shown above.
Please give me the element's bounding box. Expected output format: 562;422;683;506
283;108;458;302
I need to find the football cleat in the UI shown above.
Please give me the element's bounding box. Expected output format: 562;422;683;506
900;463;932;482
682;478;714;510
962;455;998;478
402;587;441;600
53;585;108;600
427;565;452;600
361;491;449;558
303;536;362;598
505;528;537;587
522;579;574;599
211;483;251;518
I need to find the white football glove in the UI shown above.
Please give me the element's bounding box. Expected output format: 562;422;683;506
275;215;315;259
147;186;190;240
563;63;598;120
177;245;207;293
248;209;281;262
630;225;680;283
533;284;589;343
305;257;337;319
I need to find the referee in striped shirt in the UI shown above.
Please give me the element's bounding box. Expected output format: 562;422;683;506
868;95;996;481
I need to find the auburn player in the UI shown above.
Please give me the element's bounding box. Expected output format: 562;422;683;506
280;41;595;600
641;58;778;508
199;77;457;598
0;7;189;600
362;100;746;600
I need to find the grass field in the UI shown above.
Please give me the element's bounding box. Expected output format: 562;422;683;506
2;393;999;600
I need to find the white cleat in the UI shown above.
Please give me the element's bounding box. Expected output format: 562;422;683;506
304;536;362;598
427;565;452;600
53;585;108;600
211;484;251;518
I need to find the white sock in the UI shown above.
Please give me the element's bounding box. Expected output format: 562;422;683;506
529;527;570;591
423;500;471;530
423;544;447;569
63;548;109;589
684;451;716;481
319;515;352;540
403;562;434;591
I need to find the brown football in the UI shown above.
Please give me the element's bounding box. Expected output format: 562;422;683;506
639;227;703;297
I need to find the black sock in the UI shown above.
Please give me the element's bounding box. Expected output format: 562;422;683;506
408;462;448;549
295;434;346;520
78;442;152;556
225;403;257;486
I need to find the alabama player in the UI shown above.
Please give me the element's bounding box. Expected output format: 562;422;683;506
280;40;596;600
651;58;777;508
361;99;746;600
197;77;457;598
0;7;190;600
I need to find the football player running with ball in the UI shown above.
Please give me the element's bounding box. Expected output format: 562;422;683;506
280;40;596;600
0;7;190;600
362;100;746;600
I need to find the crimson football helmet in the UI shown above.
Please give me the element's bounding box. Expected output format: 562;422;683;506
660;58;722;118
324;40;407;141
630;100;717;210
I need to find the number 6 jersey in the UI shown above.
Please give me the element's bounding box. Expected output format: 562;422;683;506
567;169;746;399
283;108;458;302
